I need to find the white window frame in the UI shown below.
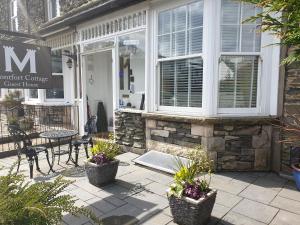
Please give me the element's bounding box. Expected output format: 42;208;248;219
154;0;205;115
216;0;262;114
150;0;280;117
10;0;18;32
48;0;60;20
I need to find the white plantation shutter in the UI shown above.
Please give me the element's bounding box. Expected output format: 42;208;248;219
219;0;261;109
158;1;203;109
219;56;258;108
160;58;203;108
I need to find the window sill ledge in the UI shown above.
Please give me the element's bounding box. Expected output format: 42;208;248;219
117;108;144;114
141;112;278;125
22;101;73;106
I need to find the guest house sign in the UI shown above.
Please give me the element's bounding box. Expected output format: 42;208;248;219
0;40;62;89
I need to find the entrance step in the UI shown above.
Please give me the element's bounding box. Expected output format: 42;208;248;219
133;150;190;174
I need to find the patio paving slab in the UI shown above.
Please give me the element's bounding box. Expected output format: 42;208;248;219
239;184;278;204
1;151;300;225
232;199;279;224
270;195;300;215
218;211;266;225
270;210;300;225
215;190;243;208
278;184;300;202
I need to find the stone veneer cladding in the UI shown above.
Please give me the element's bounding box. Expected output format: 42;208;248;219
281;55;300;173
115;111;146;154
145;117;273;171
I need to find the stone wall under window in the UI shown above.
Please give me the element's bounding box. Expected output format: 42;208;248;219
144;116;274;171
115;111;146;154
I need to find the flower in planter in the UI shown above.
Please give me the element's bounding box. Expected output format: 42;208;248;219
168;146;214;200
90;134;120;162
91;153;110;165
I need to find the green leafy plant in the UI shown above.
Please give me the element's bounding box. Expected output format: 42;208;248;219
241;0;300;64
168;146;214;200
2;91;23;109
90;134;120;161
0;164;102;225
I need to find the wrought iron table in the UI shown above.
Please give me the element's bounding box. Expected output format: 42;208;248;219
40;130;78;166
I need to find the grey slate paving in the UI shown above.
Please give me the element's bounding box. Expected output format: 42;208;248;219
232;199;279;224
1;151;299;225
270;210;300;225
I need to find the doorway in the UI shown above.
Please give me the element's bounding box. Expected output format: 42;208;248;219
83;50;113;136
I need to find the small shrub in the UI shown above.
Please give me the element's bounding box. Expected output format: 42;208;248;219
90;134;120;162
0;164;102;225
168;146;214;200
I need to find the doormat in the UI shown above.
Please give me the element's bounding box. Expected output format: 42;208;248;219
133;150;190;174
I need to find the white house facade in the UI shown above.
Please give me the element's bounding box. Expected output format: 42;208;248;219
23;0;283;171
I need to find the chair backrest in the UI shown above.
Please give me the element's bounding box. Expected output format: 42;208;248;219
8;125;32;149
84;116;97;135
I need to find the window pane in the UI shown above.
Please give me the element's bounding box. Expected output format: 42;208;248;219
176;59;189;107
160;61;175;106
158;11;171;35
221;25;239;52
160;57;203;108
218;56;258;108
46;88;64;99
29;89;38;99
118;31;145;110
51;0;57;18
157;1;203;58
158;35;171;58
172;31;186;56
221;0;240;24
189;1;203;28
241;25;256;52
173;6;186;32
221;0;261;53
189;27;202;54
51;50;62;73
190;57;203;107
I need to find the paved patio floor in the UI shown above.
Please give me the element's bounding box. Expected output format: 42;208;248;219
0;150;299;225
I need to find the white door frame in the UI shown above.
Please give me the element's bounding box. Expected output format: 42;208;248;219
79;48;116;135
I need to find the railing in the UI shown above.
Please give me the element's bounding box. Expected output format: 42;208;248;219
0;104;79;153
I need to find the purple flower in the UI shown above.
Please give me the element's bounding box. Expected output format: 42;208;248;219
183;183;205;200
91;153;109;165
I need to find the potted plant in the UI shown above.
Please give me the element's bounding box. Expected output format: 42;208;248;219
290;147;300;190
167;146;216;225
85;135;120;186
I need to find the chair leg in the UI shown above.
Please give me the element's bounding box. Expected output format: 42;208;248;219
84;144;89;158
35;155;41;171
28;157;34;179
17;153;21;172
74;145;79;167
45;150;54;173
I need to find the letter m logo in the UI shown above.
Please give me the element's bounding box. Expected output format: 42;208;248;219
4;46;37;73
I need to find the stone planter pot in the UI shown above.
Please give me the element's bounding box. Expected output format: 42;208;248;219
85;160;119;186
292;164;300;191
168;189;217;225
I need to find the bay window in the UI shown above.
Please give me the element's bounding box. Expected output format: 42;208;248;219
158;1;203;109
218;0;262;109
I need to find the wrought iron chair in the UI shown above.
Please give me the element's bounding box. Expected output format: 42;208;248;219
8;125;53;179
71;116;96;165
